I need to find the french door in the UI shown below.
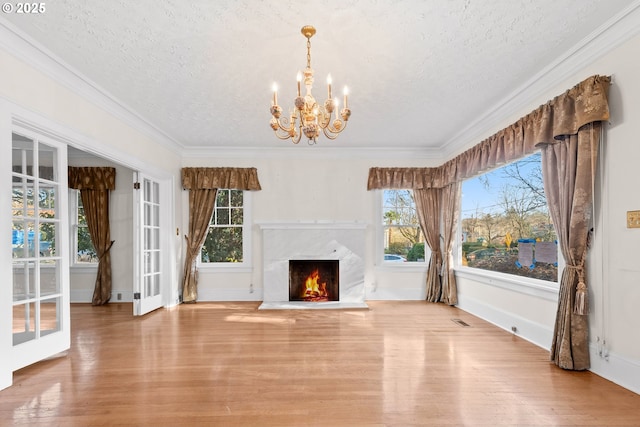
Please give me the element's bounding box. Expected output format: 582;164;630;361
11;130;70;370
133;173;164;315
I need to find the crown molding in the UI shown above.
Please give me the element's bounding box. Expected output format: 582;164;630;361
0;17;185;155
180;145;445;161
440;0;640;159
3;97;174;179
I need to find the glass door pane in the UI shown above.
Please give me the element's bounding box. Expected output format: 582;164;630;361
11;132;67;355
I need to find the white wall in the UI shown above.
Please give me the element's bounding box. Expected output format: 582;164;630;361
180;155;438;302
68;155;134;303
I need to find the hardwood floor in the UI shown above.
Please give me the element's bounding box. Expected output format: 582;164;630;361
1;301;639;426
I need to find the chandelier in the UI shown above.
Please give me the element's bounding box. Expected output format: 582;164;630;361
270;25;351;145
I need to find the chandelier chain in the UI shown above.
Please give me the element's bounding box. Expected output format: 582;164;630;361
306;38;311;69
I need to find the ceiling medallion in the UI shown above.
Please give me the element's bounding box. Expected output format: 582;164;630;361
270;25;351;145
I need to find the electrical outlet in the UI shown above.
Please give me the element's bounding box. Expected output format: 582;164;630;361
117;293;122;300
511;326;517;333
627;210;640;228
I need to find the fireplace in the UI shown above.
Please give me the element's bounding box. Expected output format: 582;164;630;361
259;221;367;309
289;260;339;302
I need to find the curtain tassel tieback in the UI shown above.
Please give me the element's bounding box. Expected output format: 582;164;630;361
574;280;588;315
567;263;588;315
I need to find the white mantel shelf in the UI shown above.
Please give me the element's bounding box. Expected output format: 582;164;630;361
258;221;368;230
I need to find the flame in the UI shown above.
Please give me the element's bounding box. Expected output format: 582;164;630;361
301;269;329;301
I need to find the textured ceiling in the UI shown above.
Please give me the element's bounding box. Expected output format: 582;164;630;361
2;0;636;151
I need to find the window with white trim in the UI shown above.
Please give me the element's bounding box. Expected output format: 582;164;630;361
70;190;98;265
460;152;558;282
381;189;426;264
200;189;251;267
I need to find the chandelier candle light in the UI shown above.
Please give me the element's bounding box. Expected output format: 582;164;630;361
270;25;351;145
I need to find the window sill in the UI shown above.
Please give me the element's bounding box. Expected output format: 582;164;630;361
376;263;428;273
71;264;98;272
197;264;253;274
454;266;558;301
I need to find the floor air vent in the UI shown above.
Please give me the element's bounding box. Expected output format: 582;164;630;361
452;318;470;327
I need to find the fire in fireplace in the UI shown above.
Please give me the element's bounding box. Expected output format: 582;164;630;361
289;260;339;302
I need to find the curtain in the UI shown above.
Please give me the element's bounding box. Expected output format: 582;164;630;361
414;188;442;302
181;188;217;303
68;167;116;306
367;75;610;369
538;123;600;370
181;168;261;303
440;182;461;306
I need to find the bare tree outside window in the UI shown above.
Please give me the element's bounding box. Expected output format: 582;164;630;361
461;153;557;282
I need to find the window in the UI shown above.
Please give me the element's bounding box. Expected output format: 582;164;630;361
460;152;558;282
381;189;425;263
200;189;251;267
70;191;98;265
12;186;57;258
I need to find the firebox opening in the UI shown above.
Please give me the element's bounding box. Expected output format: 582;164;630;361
289;260;339;302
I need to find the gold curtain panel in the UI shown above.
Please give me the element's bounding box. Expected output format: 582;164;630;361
368;74;611;190
181;167;262;191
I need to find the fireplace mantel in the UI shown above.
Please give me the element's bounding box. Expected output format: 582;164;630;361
258;221;367;230
258;221;367;309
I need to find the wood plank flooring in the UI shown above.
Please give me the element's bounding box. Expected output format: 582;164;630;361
1;301;639;426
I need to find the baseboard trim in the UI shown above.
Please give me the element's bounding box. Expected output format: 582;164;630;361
456;293;553;350
590;344;640;395
196;288;264;302
365;286;424;300
70;289;133;303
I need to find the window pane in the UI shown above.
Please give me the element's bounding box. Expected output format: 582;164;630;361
13;260;36;302
39;220;56;257
12;134;34;177
216;189;229;207
144;179;152;203
40;297;61;337
230;190;243;207
13;302;36;345
12;182;36;218
230;208;243;225
382;190;425;263
77;195;98;263
41;260;60;297
201;227;243;263
38;142;57;181
216;208;229;225
461;153;557;282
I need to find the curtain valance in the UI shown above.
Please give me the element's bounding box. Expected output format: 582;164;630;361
367;167;435;190
68;167;116;190
181;167;262;190
367;75;611;190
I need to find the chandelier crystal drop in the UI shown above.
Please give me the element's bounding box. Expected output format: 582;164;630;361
270;25;351;145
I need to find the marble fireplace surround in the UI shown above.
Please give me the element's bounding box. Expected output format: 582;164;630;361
258;222;368;310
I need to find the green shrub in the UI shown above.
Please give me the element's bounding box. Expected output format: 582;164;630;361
407;243;425;261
